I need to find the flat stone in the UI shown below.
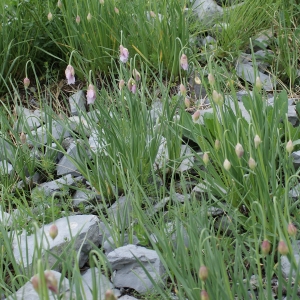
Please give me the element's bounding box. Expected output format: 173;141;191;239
0;209;12;227
69;90;86;116
281;240;300;279
0;136;15;162
79;268;113;300
72;189;98;207
149;101;163;124
0;160;13;175
89;130;108;154
289;183;300;200
4;270;70;300
56;142;82;176
106;196;133;229
14;106;41;131
107;245;165;294
12;215;100;273
177;144;194;172
192;0;223;25
292;151;300;170
103;234;140;254
31;174;75;198
68;116;90;136
287;105;298;126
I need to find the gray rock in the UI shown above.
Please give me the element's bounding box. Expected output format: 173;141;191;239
149;101;163;124
14;106;41;131
31;174;75;198
69;90;86;116
106;196;133;229
0;209;12;227
192;180;227;200
201;35;216;49
0;160;13;175
13;215;100;272
118;296;140;300
4;270;70;300
165;221;189;248
68;116;90;136
103;234;140;254
0;137;15;162
177;145;194;172
214;215;233;235
253;29;273;51
281;240;300;279
107;245;165;294
292;151;300;170
288;183;300;200
56;142;82;176
72;189;98;207
236;61;273;91
192;0;223;25
287;105;298;126
26;120;70;146
79;268;113;300
89;130;108;154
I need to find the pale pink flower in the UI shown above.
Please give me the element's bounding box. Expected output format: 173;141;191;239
114;7;119;14
76;15;81;24
150;11;156;18
192;110;200;122
180;83;186;96
133;69;141;81
99;0;104;4
65;65;75;84
180;54;188;71
119;45;129;63
127;78;136;93
47;12;53;21
23;77;30;88
57;0;62;8
86;84;96;104
119;79;125;90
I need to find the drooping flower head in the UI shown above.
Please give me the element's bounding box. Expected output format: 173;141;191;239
47;12;53;21
180;54;188;71
24;77;30;88
114;7;119;14
76;15;81;24
87;13;92;22
127;78;136;93
119;45;129;63
133;69;141;81
65;65;75;85
86;84;96;104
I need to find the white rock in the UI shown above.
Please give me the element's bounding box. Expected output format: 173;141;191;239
192;0;223;24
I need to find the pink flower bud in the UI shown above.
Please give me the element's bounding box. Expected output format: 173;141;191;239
261;240;271;255
150;11;156;18
105;289;117;300
47;12;53;21
31;275;39;292
20;132;27;144
127;78;136;93
202;153;209;166
99;0;104;4
24;77;30;88
215;139;221;151
278;240;289;255
223;159;231;171
212;90;223;106
180;54;188;71
119;79;125;90
86;84;97;104
133;69;141;81
235;143;244;158
65;65;75;85
248;157;256;170
184;97;190;108
49;224;58;240
286;140;294;154
57;0;62;8
287;223;297;237
199;265;208;281
76;15;81;24
87;13;92;21
192;110;200;122
254;134;261;148
200;290;209;300
180;84;186;96
114;7;119;14
208;73;215;86
44;271;58;294
119;45;129;63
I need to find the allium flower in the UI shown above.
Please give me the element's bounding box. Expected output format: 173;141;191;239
119;45;129;63
127;78;136;93
199;265;208;281
119;79;125;90
248;157;256;170
76;15;81;24
20;132;26;144
180;54;188;71
212;90;223;106
286;140;294;154
192;110;200;122
57;0;62;8
86;84;96;104
261;240;271;255
150;11;156;18
208;73;215;86
287;223;297;237
254;134;261;148
114;7;119;14
184;97;191;108
278;240;289;255
215;139;221;151
255;76;262;90
47;12;53;21
87;13;92;21
24;77;30;88
65;65;75;85
99;0;104;4
235;143;244;158
194;76;201;84
200;290;209;300
31;271;58;295
49;224;58;240
223;159;231;171
105;290;117;300
133;69;141;81
180;83;186;96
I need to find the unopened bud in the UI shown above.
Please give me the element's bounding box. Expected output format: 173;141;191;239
254;134;261;148
114;7;119;14
105;289;117;300
278;240;289;255
248;157;256;170
87;13;92;21
24;77;30;88
287;223;297;237
20;132;27;144
31;275;39;292
192;110;200;122
261;240;271;255
215;139;221;151
255;76;262;91
235;143;244;158
99;0;104;4
208;73;215;86
57;0;62;8
76;15;81;24
133;69;141;81
199;265;208;281
150;11;156;18
200;290;209;300
212;90;223;106
286;140;294;154
119;79;125;90
223;159;231;171
202;153;209;166
180;84;186;96
47;12;53;21
184;97;191;108
44;271;58;294
49;224;58;240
